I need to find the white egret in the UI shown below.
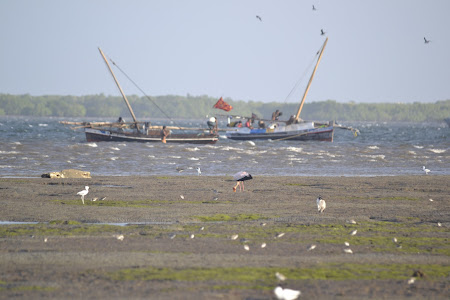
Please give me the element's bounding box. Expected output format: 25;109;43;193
77;186;89;205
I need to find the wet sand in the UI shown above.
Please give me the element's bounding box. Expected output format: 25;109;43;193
0;175;449;299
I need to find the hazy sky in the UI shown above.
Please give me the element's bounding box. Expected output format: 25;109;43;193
1;0;449;103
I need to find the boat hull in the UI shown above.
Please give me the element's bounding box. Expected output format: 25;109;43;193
85;128;218;144
226;126;334;142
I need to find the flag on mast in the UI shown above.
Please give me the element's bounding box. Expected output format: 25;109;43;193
213;97;233;112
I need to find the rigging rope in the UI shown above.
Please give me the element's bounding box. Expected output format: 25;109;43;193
106;55;187;131
282;44;323;104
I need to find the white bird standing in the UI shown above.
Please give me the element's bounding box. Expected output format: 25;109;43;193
196;167;202;176
350;229;357;236
233;171;253;192
274;286;301;300
77;186;89;205
275;272;287;281
423;166;430;174
316;196;326;213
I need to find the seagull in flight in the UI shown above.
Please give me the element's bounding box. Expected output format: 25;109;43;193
312;5;317;11
256;15;262;22
424;37;431;44
321;29;326;36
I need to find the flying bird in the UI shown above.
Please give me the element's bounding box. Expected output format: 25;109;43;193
316;196;326;213
233;171;253;192
321;29;326;36
424;37;430;44
256;15;262;21
77;186;89;205
312;5;317;11
196;167;202;176
274;286;301;300
422;166;430;174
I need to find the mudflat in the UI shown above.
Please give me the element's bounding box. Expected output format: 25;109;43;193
0;175;449;299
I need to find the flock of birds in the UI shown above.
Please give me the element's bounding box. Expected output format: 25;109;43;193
256;4;432;44
73;162;436;299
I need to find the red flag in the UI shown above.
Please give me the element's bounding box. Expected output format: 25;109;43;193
213;97;233;112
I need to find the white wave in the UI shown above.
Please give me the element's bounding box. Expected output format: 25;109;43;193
147;155;156;158
110;147;120;151
118;143;127;146
28;124;33;128
0;165;15;168
188;157;200;161
368;146;379;149
221;146;243;151
0;151;19;154
38;124;48;127
408;151;416;155
246;141;256;146
361;154;386;160
428;149;446;154
286;146;303;153
413;145;424;149
110;157;119;161
219;135;228;139
186;147;200;152
86;143;98;148
11;142;21;145
169;156;181;159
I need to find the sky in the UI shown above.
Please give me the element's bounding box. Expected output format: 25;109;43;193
1;0;449;104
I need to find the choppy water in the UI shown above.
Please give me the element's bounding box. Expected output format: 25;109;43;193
0;116;448;177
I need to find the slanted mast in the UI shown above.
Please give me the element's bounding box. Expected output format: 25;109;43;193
98;48;138;124
295;37;328;121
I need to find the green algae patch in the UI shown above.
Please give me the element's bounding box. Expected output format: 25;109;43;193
106;264;450;284
0;284;55;292
194;214;266;222
0;223;136;237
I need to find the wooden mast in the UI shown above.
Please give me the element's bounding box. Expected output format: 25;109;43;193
98;47;138;124
294;37;328;121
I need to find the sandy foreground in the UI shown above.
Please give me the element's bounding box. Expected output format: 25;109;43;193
0;175;449;299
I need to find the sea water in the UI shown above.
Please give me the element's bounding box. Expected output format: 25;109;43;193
0;116;448;177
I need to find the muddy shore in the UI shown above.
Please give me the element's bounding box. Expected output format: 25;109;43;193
0;175;449;299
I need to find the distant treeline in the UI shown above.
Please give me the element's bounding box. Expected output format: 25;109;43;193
0;93;449;122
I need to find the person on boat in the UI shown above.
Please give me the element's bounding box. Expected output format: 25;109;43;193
118;117;124;123
286;115;297;125
207;117;217;134
236;121;243;128
245;119;253;129
258;120;265;129
272;110;282;121
160;126;170;143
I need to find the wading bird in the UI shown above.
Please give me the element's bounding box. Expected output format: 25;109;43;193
77;186;89;205
233;171;253;192
423;166;430;174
